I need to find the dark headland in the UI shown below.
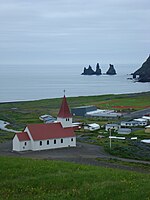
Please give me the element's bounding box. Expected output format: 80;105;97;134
132;55;150;82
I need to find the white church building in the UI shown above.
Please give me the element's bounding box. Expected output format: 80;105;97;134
13;95;76;151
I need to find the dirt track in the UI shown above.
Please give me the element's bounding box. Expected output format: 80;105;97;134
0;141;150;173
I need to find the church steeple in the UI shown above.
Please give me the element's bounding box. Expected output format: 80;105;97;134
57;95;72;127
57;95;72;118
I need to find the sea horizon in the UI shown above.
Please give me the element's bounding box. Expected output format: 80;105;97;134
0;64;149;103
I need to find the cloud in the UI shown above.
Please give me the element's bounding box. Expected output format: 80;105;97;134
0;0;149;64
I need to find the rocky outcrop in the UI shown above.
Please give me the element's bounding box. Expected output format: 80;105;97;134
81;63;101;75
81;65;95;75
81;63;117;75
133;55;150;82
95;63;102;75
106;64;117;75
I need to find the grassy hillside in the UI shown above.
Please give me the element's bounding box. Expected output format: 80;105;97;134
0;156;150;200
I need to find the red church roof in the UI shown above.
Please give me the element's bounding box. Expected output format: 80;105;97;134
27;122;75;141
57;95;72;118
16;132;30;141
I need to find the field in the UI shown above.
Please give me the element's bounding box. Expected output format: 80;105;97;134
0;91;150;160
0;156;150;200
0;91;149;131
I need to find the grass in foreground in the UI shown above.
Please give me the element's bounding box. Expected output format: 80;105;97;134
0;157;150;200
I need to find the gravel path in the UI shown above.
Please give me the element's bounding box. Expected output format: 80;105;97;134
0;141;150;174
0;120;19;133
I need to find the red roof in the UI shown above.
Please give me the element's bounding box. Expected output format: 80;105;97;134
16;132;30;141
57;95;72;118
27;122;75;141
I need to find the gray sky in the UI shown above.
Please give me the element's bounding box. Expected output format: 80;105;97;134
0;0;149;65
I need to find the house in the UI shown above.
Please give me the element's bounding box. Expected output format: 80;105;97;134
105;124;120;131
13;95;76;152
118;128;131;135
86;109;122;118
142;116;150;121
39;114;56;123
121;120;147;127
145;125;150;133
84;123;100;131
134;118;147;126
71;105;97;116
121;121;139;127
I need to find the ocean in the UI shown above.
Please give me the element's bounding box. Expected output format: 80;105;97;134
0;64;149;102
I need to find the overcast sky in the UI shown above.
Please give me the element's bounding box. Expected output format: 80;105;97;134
0;0;149;65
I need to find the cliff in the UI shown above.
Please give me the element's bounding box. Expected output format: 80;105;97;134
106;64;117;75
133;55;150;82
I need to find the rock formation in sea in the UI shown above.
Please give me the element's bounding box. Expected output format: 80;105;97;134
106;64;117;75
81;65;95;75
95;63;102;75
133;55;150;82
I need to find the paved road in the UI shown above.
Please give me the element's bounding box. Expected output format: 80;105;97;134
123;108;150;119
0;141;150;173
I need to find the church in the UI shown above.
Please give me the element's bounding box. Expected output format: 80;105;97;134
13;95;76;151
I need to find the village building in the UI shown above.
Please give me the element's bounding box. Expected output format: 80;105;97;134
105;124;120;131
121;120;147;127
117;128;131;135
13;95;76;152
84;123;100;131
145;125;150;133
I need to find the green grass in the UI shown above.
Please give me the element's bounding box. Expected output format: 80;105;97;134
77;128;150;161
0;156;150;200
0;130;15;143
0;92;149;130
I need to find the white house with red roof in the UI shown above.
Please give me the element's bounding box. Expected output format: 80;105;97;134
13;95;76;151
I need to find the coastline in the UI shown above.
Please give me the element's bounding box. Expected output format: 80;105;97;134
0;91;150;104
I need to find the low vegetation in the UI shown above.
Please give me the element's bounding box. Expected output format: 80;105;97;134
0;92;149;160
0;157;150;200
0;91;149;130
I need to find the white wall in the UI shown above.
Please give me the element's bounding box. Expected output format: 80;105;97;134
105;125;120;131
13;135;31;152
57;117;72;128
13;135;20;151
32;137;76;151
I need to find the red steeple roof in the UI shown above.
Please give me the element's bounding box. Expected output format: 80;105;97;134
57;95;72;118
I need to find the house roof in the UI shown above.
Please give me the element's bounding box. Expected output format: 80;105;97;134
16;132;31;141
57;95;72;118
27;122;75;141
88;123;100;128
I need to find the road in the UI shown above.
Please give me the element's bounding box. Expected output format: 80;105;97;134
123;108;150;119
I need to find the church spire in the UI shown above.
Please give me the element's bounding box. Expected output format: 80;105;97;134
57;95;72;118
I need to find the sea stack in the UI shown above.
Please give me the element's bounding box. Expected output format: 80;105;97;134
95;63;102;75
106;64;117;75
81;65;95;75
133;55;150;82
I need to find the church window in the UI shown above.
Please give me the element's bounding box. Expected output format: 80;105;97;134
61;139;63;143
47;140;49;145
54;139;56;144
24;142;27;146
71;138;73;142
40;141;42;146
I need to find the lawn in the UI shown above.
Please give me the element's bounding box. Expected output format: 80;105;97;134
0;156;150;200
